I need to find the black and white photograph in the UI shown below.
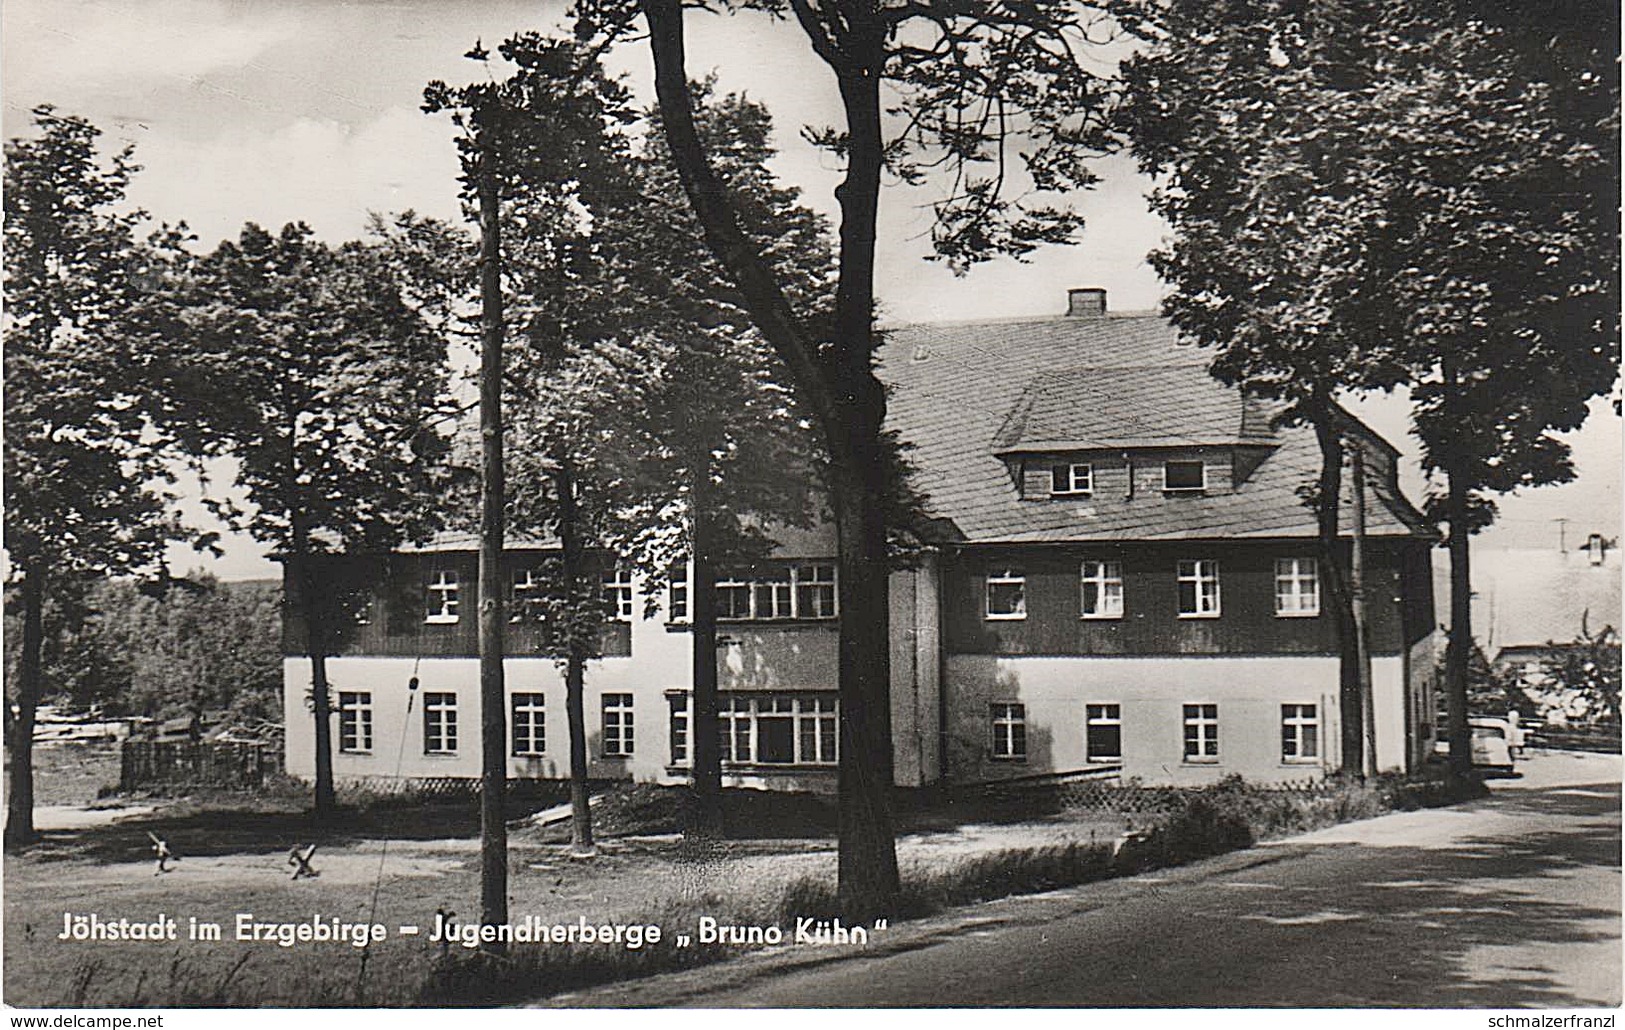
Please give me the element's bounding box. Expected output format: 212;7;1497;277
2;0;1620;1016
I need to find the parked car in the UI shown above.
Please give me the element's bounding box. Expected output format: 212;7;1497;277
1433;717;1517;771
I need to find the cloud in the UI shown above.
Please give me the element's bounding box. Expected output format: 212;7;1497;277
4;0;302;101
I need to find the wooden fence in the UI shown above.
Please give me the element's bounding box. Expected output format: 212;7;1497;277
120;741;279;792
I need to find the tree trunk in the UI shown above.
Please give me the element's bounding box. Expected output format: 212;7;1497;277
1443;464;1474;780
1351;444;1377;777
292;550;337;821
687;464;723;838
4;565;45;852
555;462;595;857
1310;408;1363;777
476;144;509;946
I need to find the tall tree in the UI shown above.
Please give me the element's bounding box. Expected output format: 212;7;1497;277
1122;0;1619;776
572;0;1123;919
178;222;454;819
3;107;191;850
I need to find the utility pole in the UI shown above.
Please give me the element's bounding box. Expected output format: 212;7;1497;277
1350;444;1376;779
475;105;509;953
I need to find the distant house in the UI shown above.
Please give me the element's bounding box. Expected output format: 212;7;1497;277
281;288;1440;790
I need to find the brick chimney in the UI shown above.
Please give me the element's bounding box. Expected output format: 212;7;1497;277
1067;287;1107;317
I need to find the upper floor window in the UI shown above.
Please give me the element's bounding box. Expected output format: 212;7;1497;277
1050;462;1093;496
602;566;635;621
668;564;689;621
425;569;460;624
1163;459;1206;493
1080;560;1124;619
985;567;1027;620
1274;558;1320;617
1176;559;1221;618
511;565;544;623
717;564;838;621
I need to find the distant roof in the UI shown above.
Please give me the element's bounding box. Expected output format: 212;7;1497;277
878;311;1432;544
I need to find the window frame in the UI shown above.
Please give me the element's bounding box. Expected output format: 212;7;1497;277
1274;557;1321;618
667;691;691;766
715;564;839;622
338;691;373;754
510;565;544;623
1049;462;1094;497
715;694;838;767
1281;703;1320;764
990;702;1027;760
602;566;635;621
1182;702;1219;764
1163;459;1207;493
423;692;458;755
601;693;634;758
511;692;545;757
425;569;460;624
1080;559;1125;620
1084;702;1122;763
985;567;1027;621
668;564;689;622
1176;559;1222;619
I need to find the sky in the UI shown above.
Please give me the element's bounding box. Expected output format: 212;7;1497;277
4;0;1619;579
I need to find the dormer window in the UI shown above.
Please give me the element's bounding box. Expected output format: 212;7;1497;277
1163;460;1206;493
1050;462;1093;496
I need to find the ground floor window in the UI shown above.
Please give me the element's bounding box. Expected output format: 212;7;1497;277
1281;703;1320;763
716;694;838;766
338;691;372;754
512;693;545;756
990;702;1027;760
1084;702;1121;762
602;693;634;757
1183;703;1218;762
423;692;457;754
668;692;690;765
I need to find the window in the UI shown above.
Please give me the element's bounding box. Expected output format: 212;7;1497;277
602;566;635;621
423;692;457;754
1275;558;1320;617
991;702;1027;759
1084;703;1121;762
1050;462;1093;496
1176;560;1221;617
512;693;545;756
1080;560;1124;619
668;564;689;621
602;693;634;757
716;564;839;621
1163;460;1206;492
511;566;544;623
1281;704;1319;763
425;569;460;624
795;564;837;619
985;567;1026;620
668;693;690;765
338;692;373;754
1183;703;1219;762
716;695;838;766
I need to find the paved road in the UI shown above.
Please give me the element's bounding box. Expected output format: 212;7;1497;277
552;750;1621;1008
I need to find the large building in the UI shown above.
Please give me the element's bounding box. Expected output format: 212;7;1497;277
282;289;1440;790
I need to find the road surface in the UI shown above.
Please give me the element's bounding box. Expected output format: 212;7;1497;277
550;750;1620;1008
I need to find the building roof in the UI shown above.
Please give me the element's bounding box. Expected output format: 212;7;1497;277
878;309;1432;545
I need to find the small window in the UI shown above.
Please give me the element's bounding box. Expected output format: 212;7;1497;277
423;692;458;754
1163;460;1206;492
602;693;634;757
1085;703;1121;762
1275;558;1320;617
716;574;753;620
1281;703;1319;763
425;569;460;624
1050;462;1093;496
1081;560;1124;619
668;564;689;622
1176;560;1221;618
1183;703;1219;763
795;564;837;619
511;566;544;623
602;566;634;621
753;571;794;619
991;703;1027;760
668;692;690;765
985;567;1026;620
512;693;545;756
338;692;373;754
